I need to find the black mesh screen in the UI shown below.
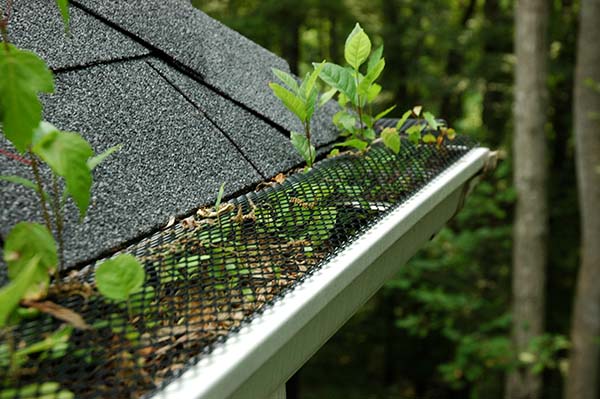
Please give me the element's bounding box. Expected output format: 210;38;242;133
0;133;476;399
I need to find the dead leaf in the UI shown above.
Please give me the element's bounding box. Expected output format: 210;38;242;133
273;173;286;184
164;215;176;229
22;300;90;330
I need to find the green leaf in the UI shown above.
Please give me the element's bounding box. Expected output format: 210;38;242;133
344;23;371;70
319;88;337;107
318;63;357;105
215;182;225;210
271;68;299;93
95;254;145;301
446;128;457;140
334;138;369;151
374;105;396;121
367;83;381;102
422;133;437;144
423;111;439;130
269;82;307;122
0;381;74;399
381;128;401;154
395;110;413;131
55;0;70;33
302;61;325;99
0;45;54;152
333;111;356;132
33;128;94;217
367;45;384;73
87;144;121;170
4;223;57;300
290;131;315;167
0;256;41;327
406;125;423;145
305;87;319;122
358;58;385;96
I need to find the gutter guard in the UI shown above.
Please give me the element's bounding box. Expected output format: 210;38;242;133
153;147;491;399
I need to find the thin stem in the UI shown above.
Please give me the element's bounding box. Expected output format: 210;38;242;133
0;0;13;51
353;69;364;139
29;152;53;233
304;121;313;167
51;173;65;274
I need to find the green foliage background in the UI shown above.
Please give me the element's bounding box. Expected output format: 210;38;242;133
191;1;579;398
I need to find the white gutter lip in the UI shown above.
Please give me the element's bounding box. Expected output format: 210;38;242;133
151;147;490;399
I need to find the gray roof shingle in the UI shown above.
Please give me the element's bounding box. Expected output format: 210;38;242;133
8;0;148;70
1;59;263;264
1;0;340;266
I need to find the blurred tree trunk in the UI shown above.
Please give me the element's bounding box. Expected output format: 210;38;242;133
565;0;600;398
507;0;549;398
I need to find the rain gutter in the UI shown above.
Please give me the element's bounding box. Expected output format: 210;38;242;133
152;147;493;399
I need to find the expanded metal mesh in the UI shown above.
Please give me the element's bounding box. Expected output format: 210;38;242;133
0;129;476;399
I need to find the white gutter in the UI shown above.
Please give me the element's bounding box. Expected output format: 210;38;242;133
152;147;491;399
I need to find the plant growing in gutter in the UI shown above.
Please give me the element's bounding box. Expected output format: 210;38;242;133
269;61;331;168
0;1;146;392
316;23;397;153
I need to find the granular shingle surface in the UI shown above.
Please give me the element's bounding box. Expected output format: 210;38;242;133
0;59;263;265
8;0;148;70
72;0;340;142
147;59;303;177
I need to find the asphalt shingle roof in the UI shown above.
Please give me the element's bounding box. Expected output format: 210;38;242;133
0;0;340;266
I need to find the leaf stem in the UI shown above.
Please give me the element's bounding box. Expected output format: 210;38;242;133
29;152;53;234
304;121;313;167
353;69;364;139
51;174;65;274
0;0;13;51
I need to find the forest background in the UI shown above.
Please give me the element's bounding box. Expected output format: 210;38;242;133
191;0;589;398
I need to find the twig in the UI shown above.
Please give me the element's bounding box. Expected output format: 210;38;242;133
51;174;65;273
29;152;53;234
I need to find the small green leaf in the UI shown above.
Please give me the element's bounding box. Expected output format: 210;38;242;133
87;144;121;170
215;182;225;210
335;112;356;132
4;222;56;300
367;45;384;73
363;128;376;140
381;128;401;154
358;58;385;96
446;128;457;140
305;86;319;122
423;111;439;130
406;125;423;145
345;23;371;70
95;254;145;301
0;256;41;327
374;105;396;121
269;82;307;122
395;110;413;131
422;133;437;144
319;88;337;107
55;0;70;33
334;138;369;151
33;128;94;218
290;131;315;167
319;63;357;105
367;83;381;102
302;61;325;99
271;68;299;93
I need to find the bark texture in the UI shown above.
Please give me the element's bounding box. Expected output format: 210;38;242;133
566;0;600;398
507;0;549;397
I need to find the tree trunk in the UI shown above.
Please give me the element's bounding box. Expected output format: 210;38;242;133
507;0;549;398
565;0;600;398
